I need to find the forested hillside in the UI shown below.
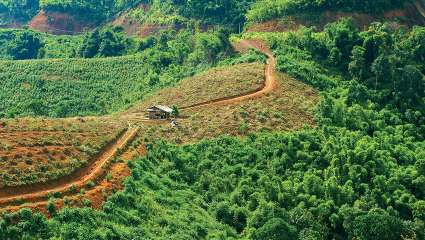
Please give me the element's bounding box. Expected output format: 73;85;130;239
0;0;38;24
0;0;425;239
1;16;424;239
0;0;143;25
1;0;256;27
247;0;409;22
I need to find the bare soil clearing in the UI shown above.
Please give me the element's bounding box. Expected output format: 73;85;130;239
28;10;95;35
0;119;125;188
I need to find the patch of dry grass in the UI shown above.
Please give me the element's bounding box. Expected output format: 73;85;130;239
134;67;319;144
129;62;265;111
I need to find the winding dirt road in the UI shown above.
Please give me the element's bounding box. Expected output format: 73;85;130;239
0;39;277;208
182;40;277;109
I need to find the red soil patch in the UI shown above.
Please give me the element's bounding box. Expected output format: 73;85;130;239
1;161;132;215
1;135;144;215
110;3;172;37
28;10;95;35
0;127;137;207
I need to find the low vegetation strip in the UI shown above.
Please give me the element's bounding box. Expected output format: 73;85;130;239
0;56;156;118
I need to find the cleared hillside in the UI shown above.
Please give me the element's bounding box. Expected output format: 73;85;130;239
0;29;234;117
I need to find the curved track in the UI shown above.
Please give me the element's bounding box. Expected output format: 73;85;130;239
182;40;277;109
0;39;276;208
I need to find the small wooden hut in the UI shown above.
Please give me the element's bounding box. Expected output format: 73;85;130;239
147;105;173;119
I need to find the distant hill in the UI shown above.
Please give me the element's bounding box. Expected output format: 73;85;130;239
1;0;424;36
1;0;255;35
246;0;425;32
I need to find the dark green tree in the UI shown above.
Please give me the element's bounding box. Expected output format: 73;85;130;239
7;30;43;60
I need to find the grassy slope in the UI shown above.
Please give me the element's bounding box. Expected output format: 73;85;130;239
132;62;318;144
130;62;265;111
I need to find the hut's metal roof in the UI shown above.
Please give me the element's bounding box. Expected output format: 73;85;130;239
147;105;173;113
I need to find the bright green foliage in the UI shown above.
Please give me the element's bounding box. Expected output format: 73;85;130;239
0;28;139;60
123;0;256;28
39;0;144;22
267;19;425;114
0;0;39;24
172;0;256;25
0;29;83;59
79;26;132;58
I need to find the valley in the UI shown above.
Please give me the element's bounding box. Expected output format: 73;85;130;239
0;0;424;239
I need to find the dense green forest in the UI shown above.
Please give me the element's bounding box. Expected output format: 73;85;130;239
1;19;424;239
247;0;409;22
0;0;39;24
0;26;143;60
0;28;237;117
39;0;144;22
0;0;145;24
1;0;257;28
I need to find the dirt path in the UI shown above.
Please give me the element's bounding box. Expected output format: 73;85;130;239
0;127;138;207
181;40;277;109
0;39;276;209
